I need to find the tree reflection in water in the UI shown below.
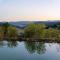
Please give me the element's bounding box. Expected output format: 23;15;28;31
24;41;46;54
0;40;60;54
7;41;18;48
0;41;18;48
0;41;46;54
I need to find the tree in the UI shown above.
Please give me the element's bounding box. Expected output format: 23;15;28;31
2;22;10;34
7;26;18;39
24;23;46;39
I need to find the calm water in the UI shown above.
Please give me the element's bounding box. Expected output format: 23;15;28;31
0;41;60;60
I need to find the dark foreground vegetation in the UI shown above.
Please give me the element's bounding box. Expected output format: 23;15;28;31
0;22;60;42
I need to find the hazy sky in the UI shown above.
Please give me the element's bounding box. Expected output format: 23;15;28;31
0;0;60;21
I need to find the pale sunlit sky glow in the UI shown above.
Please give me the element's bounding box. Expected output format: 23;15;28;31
0;0;60;21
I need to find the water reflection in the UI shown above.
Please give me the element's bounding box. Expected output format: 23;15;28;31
0;41;46;54
0;41;18;48
0;40;60;55
55;43;60;52
24;41;46;54
7;41;18;48
0;41;6;47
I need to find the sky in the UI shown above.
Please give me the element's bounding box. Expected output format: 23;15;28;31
0;0;60;21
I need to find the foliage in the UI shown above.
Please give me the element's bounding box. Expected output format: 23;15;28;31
44;28;60;39
0;23;18;40
24;23;45;38
0;22;60;41
24;23;60;40
7;26;18;39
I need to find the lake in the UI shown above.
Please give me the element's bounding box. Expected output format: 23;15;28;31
0;41;60;60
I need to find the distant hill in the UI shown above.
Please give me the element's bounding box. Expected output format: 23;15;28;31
33;21;60;29
9;21;33;29
0;22;4;25
0;20;60;29
33;20;60;25
8;21;60;29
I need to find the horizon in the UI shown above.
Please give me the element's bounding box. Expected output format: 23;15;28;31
0;0;60;21
0;20;60;22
